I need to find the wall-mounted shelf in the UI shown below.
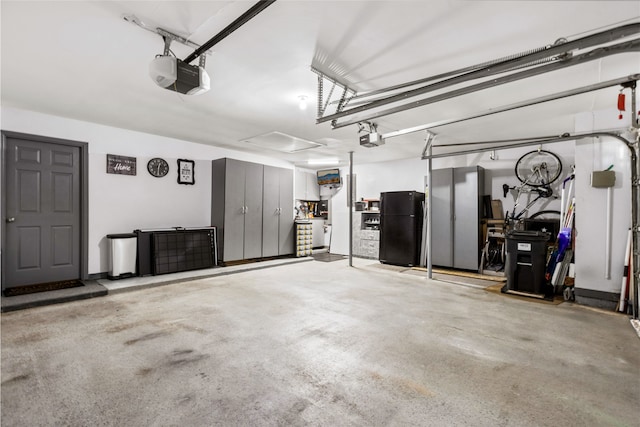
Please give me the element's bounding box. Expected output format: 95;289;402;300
361;211;380;230
356;198;380;212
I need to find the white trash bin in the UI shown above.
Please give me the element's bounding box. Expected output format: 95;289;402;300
107;233;137;279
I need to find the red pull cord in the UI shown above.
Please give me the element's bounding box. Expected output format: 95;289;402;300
618;92;626;120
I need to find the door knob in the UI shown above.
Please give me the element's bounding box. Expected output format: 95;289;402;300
7;217;15;223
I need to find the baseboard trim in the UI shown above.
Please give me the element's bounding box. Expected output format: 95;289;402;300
574;288;619;301
574;288;619;311
88;272;108;280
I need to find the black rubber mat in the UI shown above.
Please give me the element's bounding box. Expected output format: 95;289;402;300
3;280;84;297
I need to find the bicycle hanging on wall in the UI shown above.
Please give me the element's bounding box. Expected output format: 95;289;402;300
480;149;563;274
504;149;563;227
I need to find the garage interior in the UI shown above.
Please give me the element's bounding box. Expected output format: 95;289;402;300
2;1;640;425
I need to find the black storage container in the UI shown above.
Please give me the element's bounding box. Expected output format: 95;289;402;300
523;218;560;243
502;230;551;296
134;228;217;276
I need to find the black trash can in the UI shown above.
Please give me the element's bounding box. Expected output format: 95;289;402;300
502;230;551;297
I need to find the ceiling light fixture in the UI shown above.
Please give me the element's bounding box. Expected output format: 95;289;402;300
298;95;308;110
308;159;340;165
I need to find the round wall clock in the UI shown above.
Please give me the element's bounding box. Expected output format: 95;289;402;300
147;157;169;178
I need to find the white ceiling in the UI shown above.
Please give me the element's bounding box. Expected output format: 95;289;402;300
2;1;639;168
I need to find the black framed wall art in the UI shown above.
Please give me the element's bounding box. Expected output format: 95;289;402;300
177;159;195;185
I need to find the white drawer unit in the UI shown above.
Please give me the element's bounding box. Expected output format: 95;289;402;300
295;222;313;257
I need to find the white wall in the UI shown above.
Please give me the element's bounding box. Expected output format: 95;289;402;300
574;108;634;295
1;107;293;275
329;143;575;255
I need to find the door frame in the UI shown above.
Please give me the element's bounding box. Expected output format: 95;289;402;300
1;131;89;286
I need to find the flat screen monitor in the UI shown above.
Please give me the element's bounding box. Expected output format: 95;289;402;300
317;168;341;186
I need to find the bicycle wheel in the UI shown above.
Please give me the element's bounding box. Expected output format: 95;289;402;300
515;150;562;186
528;210;561;220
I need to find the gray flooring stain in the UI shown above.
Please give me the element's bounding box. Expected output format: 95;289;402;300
124;331;169;346
136;368;154;377
1;373;31;385
105;323;136;333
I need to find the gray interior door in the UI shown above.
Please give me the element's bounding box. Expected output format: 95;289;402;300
4;137;81;288
431;168;453;267
262;165;280;257
278;168;294;255
243;162;263;259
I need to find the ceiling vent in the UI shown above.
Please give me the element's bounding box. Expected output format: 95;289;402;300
243;132;325;153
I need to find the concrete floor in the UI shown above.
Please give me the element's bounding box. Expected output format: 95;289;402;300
2;258;639;426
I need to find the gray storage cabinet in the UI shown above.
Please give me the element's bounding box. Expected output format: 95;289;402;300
431;166;485;270
212;158;264;262
262;165;294;257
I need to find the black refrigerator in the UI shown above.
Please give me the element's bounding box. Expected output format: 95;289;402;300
379;191;425;267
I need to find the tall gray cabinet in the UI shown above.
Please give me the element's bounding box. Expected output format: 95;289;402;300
212;158;294;263
262;165;294;257
212;158;263;262
431;166;485;270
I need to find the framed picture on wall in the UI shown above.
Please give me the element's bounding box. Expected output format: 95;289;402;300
106;154;136;175
177;159;195;185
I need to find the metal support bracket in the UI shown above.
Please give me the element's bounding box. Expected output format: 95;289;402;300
357;121;377;134
124;16;212;56
162;35;172;56
311;67;357;124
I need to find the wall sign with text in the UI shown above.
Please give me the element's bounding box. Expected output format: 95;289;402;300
106;154;137;175
177;159;195;185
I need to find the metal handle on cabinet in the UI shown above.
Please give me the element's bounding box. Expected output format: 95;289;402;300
7;217;15;223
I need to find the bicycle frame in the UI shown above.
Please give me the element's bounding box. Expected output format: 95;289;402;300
512;189;551;220
506;183;555;223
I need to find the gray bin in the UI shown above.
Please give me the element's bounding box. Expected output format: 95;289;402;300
107;233;137;279
502;230;550;297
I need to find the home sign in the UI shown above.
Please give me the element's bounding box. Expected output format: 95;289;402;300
107;154;137;176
